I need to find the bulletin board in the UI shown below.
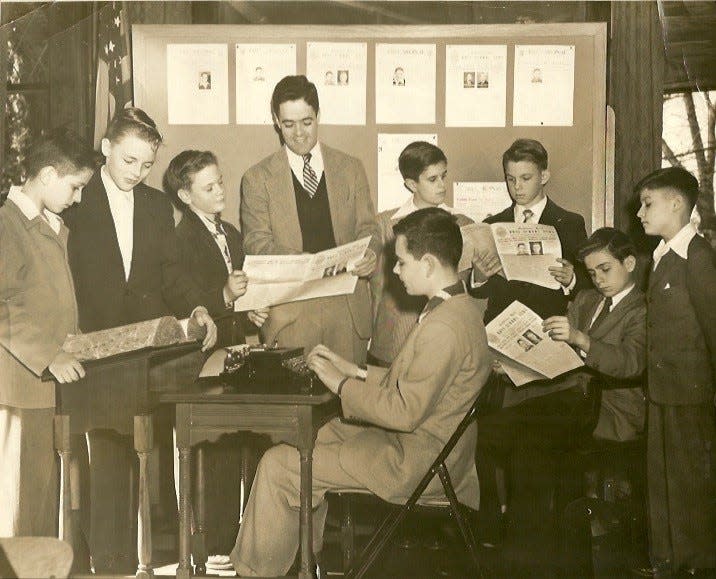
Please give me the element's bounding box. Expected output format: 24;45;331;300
132;23;607;232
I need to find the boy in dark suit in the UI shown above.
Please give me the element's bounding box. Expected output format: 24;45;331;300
470;138;589;324
164;150;268;347
635;167;715;577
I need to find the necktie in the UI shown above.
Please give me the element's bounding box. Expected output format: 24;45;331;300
522;208;534;223
212;217;233;270
590;297;612;331
302;153;319;198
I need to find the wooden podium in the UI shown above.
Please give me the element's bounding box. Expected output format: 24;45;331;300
49;341;205;578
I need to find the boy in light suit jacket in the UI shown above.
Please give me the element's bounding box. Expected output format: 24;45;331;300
0;129;96;536
635;167;715;577
230;208;491;577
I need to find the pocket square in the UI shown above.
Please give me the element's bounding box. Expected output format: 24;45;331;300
663;282;671;290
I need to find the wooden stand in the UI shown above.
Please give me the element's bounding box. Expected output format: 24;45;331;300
50;342;204;579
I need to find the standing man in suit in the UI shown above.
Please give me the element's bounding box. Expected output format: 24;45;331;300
63;108;217;573
241;75;378;364
230;208;491;577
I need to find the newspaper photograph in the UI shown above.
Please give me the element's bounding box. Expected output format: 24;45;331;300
490;222;563;289
234;237;371;311
486;301;583;386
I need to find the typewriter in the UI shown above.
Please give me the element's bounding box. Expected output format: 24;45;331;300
222;344;317;389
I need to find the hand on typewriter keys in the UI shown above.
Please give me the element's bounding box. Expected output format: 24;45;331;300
306;344;361;394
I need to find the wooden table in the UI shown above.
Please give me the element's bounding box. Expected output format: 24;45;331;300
160;374;340;579
49;342;205;578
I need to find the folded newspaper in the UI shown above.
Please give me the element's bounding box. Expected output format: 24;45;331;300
458;222;563;289
234;237;372;311
61;316;204;362
485;300;583;386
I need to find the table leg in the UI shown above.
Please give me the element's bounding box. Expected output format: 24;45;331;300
298;446;314;579
193;445;207;576
135;415;154;579
177;404;193;579
54;415;72;545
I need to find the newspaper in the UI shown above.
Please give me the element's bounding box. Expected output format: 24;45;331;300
488;223;563;289
458;223;494;272
486;301;583;386
234;237;372;311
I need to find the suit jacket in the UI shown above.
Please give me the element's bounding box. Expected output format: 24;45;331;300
503;286;647;436
0;200;79;408
63;171;204;332
240;144;379;343
175;209;246;347
647;235;716;405
337;294;491;509
571;287;646;441
472;198;589;323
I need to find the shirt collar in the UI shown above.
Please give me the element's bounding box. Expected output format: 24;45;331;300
418;280;466;323
190;206;220;230
7;185;63;234
609;283;635;310
101;165;134;200
653;222;697;265
514;195;548;223
392;197;454;221
285;142;324;179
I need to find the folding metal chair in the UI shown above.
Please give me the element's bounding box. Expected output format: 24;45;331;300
330;392;487;579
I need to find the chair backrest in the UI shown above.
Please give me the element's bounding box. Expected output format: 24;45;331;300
0;538;73;579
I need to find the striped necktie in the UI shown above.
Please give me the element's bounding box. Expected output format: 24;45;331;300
522;208;534;223
212;217;233;271
302;153;319;198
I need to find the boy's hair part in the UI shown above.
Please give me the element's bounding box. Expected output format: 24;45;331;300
271;75;320;118
105;107;163;151
502;138;548;171
398;141;447;181
25;127;99;179
393;207;462;269
633;167;699;211
163;150;218;209
578;226;636;263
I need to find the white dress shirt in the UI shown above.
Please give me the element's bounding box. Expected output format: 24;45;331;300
101;166;134;281
652;222;697;270
513;195;548;223
391;198;454;221
7;186;62;235
285;143;324;189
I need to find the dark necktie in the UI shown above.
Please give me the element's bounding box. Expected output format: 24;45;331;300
590;297;612;331
212;217;232;269
302;153;319;198
522;208;534;223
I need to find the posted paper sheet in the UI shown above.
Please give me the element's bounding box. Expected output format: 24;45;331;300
167;44;229;125
236;43;297;125
375;43;436;124
234;237;372;311
486;301;583;386
513;44;575;127
445;45;507;127
306;42;367;125
377;133;438;212
453;182;512;224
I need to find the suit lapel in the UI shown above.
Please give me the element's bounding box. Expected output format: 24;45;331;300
576;291;603;332
268;149;303;250
322;144;347;245
185;209;229;273
129;186;152;283
588;287;640;340
538;198;561;227
648;251;676;293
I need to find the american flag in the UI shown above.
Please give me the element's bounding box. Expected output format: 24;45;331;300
94;2;132;147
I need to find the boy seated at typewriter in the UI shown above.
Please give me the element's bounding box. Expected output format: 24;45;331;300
229;207;491;577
